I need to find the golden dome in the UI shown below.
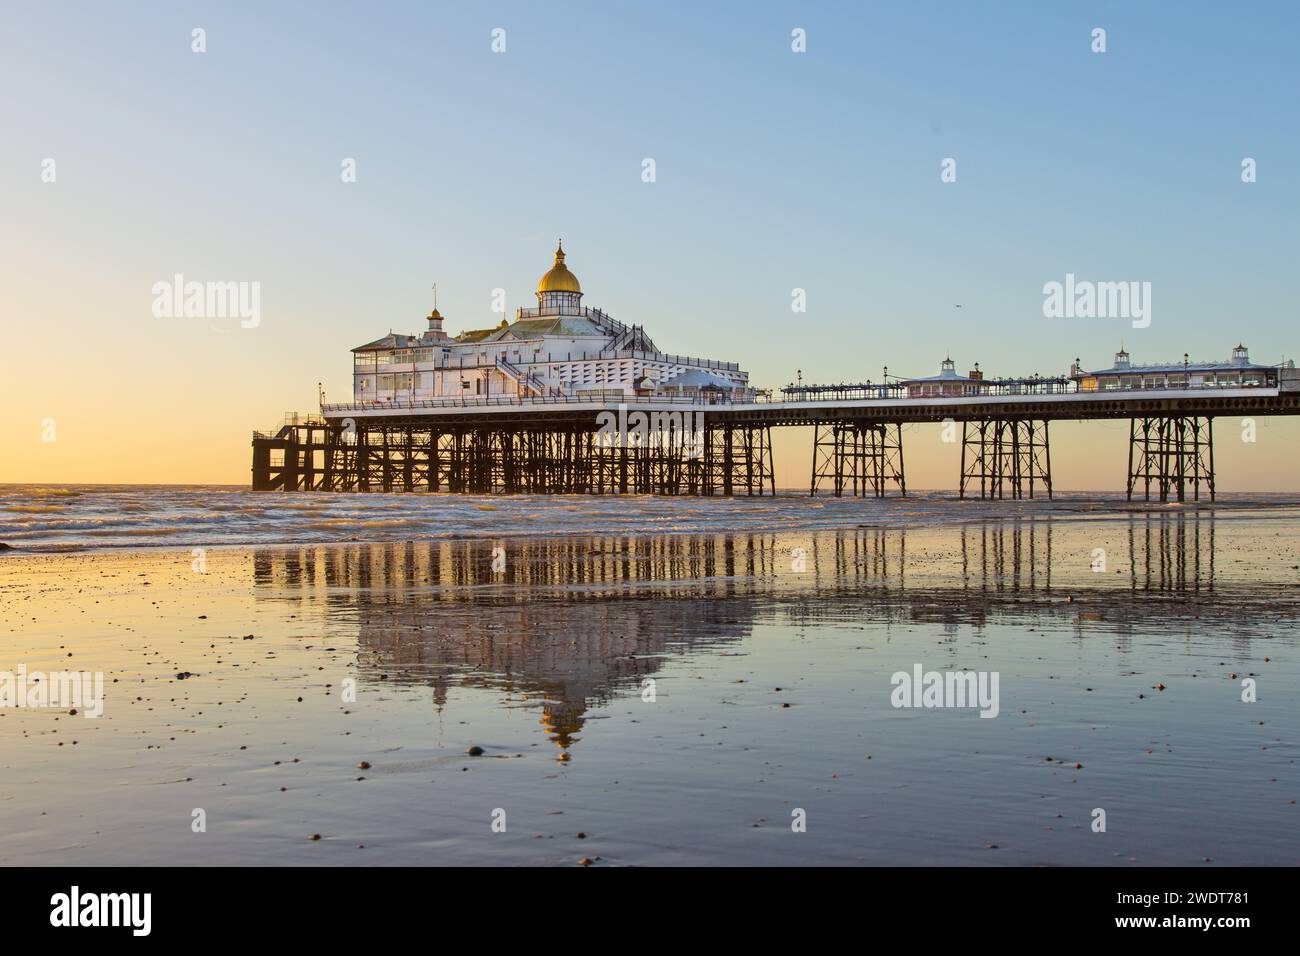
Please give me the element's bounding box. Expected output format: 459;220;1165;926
537;241;581;295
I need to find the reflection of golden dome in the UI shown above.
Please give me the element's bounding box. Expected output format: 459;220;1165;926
540;699;585;752
537;241;581;294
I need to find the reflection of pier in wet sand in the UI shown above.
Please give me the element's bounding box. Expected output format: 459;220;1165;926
253;513;1294;755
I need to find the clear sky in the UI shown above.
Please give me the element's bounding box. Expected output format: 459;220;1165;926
3;1;1298;489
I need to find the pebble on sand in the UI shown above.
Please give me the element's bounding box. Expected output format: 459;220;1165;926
466;746;485;756
309;834;321;841
358;761;371;769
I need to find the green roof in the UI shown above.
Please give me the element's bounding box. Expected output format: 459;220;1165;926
457;315;607;344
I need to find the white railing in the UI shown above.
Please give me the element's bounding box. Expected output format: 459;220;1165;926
495;355;556;397
322;392;743;413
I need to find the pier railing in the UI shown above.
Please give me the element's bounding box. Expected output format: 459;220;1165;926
779;376;1281;402
315;375;1286;419
321;393;737;414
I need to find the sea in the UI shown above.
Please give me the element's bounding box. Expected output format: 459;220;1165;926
0;485;1296;866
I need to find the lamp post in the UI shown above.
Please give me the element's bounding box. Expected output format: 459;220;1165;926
1184;352;1190;389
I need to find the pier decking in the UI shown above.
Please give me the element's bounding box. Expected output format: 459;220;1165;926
253;376;1300;502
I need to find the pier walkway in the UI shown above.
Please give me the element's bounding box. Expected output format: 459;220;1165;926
253;377;1300;502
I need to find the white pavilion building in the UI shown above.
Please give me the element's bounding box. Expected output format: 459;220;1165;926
351;243;750;405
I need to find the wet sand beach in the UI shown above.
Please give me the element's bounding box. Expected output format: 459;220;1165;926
1;500;1297;866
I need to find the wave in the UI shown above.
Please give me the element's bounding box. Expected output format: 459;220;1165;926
84;527;187;537
3;485;1300;554
300;517;425;531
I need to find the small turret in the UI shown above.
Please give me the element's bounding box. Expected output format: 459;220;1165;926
422;285;451;341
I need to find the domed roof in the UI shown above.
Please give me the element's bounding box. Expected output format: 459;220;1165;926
537;241;581;294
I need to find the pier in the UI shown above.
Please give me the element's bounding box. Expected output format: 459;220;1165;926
251;244;1300;502
253;374;1300;501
